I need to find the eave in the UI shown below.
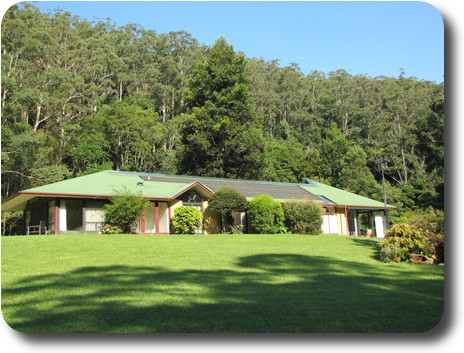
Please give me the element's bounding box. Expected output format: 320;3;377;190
1;181;214;212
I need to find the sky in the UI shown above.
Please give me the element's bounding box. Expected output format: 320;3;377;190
23;0;445;83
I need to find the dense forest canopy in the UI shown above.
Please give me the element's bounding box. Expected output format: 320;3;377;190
1;4;444;217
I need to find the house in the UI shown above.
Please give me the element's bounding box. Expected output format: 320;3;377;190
1;170;395;237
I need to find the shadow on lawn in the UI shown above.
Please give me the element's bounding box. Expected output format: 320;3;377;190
2;254;443;333
348;237;382;261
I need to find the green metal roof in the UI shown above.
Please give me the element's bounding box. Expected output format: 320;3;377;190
2;170;395;211
21;171;200;199
300;180;395;208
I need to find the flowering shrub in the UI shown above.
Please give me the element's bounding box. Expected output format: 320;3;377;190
381;209;444;263
406;209;444;263
380;223;433;262
101;224;123;234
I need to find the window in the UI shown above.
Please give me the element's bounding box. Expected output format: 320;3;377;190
179;190;203;204
48;200;55;233
84;200;106;232
66;199;83;231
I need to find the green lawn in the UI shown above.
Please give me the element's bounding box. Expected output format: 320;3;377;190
1;234;444;333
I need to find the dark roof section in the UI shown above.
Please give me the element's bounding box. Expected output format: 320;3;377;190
140;175;320;201
316;195;336;205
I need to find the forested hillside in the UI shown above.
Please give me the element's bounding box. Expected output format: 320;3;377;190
1;4;444;215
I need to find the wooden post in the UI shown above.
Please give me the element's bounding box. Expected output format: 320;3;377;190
345;206;349;235
141;208;146;233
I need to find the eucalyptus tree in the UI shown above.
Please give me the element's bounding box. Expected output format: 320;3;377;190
154;31;204;123
246;58;282;137
1;3;57;129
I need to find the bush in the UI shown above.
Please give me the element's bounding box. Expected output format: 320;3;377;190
407;209;444;263
381;209;444;263
380;223;431;262
248;195;286;234
104;188;148;233
379;242;403;263
207;187;247;233
283;199;323;234
171;206;203;234
101;224;123;234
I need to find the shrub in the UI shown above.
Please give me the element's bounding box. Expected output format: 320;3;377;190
248;195;286;234
382;209;444;263
207;187;247;233
407;209;444;263
101;224;123;234
379;242;403;263
171;206;203;234
104;188;148;233
380;223;430;262
283;199;323;234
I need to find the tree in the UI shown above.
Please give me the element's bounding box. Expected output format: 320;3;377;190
413;98;444;210
86;100;163;171
316;123;351;185
396;179;441;211
70;143;109;174
1;211;24;236
263;138;307;183
207;187;247;233
1;123;41;197
179;37;265;179
248;195;286;234
30;165;71;187
337;145;383;200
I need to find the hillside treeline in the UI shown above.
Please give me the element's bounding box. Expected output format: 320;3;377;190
1;4;444;214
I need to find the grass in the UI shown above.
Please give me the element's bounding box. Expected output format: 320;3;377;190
1;233;444;333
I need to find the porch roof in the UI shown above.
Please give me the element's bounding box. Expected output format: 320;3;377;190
300;180;395;209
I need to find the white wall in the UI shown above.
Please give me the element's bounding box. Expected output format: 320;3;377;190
374;212;385;238
322;214;339;234
59;200;67;232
